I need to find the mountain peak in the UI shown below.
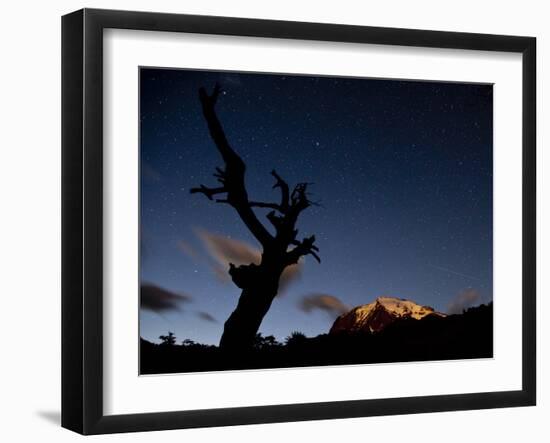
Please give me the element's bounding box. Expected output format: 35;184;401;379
329;296;445;335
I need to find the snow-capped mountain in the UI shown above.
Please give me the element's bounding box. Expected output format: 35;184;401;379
329;296;446;334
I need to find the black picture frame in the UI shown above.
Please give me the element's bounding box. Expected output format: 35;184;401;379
62;8;536;435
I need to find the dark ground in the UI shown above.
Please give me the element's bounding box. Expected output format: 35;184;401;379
140;303;493;374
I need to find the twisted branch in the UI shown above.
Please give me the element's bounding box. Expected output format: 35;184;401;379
191;84;321;265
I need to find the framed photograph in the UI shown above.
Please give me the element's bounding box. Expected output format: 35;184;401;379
62;8;536;435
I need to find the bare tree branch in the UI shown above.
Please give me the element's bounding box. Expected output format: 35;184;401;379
271;170;290;213
286;235;321;264
198;83;244;170
248;201;282;211
266;210;285;231
193;84;274;247
290;183;313;213
189;185;226;200
193;85;321;265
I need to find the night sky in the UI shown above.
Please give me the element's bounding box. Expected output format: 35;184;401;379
139;67;493;346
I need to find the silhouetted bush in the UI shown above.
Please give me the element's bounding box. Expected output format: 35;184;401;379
158;331;176;346
285;331;307;347
253;333;282;349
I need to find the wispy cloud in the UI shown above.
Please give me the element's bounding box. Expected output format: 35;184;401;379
446;288;482;314
299;293;349;318
196;228;260;268
181;228;301;292
279;263;302;292
140;283;192;313
177;239;202;262
197;311;218;323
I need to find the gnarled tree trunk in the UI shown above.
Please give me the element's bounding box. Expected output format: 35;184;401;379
219;262;282;350
191;84;320;350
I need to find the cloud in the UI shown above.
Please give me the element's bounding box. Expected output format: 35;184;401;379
197;311;218;323
140;283;192;313
195;229;260;284
197;228;261;267
193;228;302;292
446;288;482;314
279;263;302;292
177;240;202;262
299;293;349;317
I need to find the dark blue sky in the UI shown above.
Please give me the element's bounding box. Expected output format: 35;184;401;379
139;67;493;345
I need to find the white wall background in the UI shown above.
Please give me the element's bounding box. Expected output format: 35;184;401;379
0;1;546;441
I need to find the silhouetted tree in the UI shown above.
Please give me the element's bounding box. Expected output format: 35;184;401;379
159;331;176;346
191;84;320;351
181;339;197;347
285;331;307;346
253;333;282;350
